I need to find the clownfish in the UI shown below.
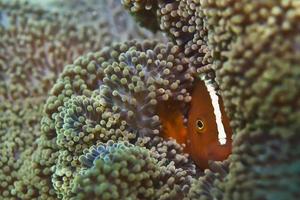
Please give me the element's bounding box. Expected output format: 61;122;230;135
157;79;232;169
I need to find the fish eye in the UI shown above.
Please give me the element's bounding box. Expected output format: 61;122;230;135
196;119;205;132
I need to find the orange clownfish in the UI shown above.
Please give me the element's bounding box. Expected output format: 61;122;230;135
157;80;232;169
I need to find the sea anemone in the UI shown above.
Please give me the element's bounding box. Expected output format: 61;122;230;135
37;40;198;198
74;140;196;200
1;0;299;199
0;0;165;199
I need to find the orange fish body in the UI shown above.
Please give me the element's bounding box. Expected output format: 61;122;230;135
157;101;187;145
186;80;232;169
158;80;232;169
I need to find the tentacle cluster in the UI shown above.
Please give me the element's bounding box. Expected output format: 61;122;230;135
186;160;230;200
0;98;43;198
122;0;212;73
123;1;300;199
199;1;300;199
35;40;198;199
74;141;161;200
0;1;166;199
2;0;300;199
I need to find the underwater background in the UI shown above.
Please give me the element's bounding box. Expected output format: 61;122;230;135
0;0;300;199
